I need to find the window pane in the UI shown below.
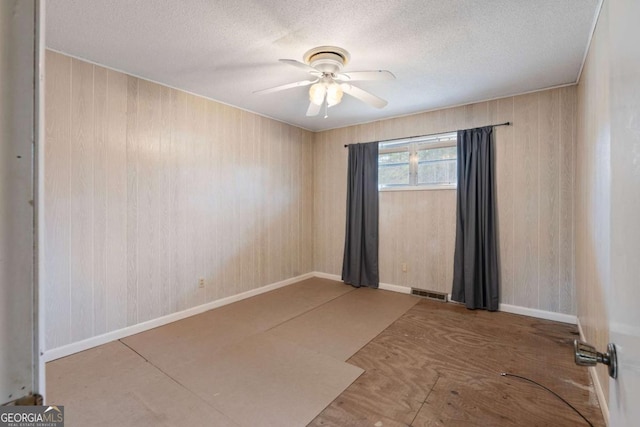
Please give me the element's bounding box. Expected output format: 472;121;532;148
417;146;456;162
379;151;409;164
379;151;410;186
417;147;457;185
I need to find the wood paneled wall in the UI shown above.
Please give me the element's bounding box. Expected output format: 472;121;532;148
44;50;314;350
575;2;610;403
313;87;576;314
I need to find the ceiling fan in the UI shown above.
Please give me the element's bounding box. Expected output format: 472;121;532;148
254;46;395;117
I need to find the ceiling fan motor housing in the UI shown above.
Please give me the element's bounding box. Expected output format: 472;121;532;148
304;46;350;74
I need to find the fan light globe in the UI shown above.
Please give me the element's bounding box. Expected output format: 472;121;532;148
309;83;326;105
326;84;343;107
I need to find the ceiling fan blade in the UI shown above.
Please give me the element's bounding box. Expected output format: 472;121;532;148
253;79;318;95
335;70;395;81
279;59;323;76
306;101;322;117
341;83;388;109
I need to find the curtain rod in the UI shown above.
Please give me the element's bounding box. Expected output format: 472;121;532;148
343;121;511;147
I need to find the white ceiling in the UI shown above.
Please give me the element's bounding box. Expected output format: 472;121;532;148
46;0;600;132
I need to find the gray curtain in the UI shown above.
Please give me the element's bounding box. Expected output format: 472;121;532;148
341;142;379;288
452;126;500;310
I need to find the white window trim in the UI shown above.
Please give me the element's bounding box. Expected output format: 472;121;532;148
380;184;457;192
378;132;457;191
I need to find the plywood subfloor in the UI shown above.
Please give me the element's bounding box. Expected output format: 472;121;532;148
310;299;606;427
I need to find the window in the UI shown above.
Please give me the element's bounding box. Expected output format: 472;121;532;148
378;132;457;190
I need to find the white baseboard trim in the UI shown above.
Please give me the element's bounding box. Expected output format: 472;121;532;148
43;271;580;364
311;272;411;294
312;271;342;281
379;282;412;294
577;319;610;426
43;272;314;362
498;304;577;325
313;272;576;325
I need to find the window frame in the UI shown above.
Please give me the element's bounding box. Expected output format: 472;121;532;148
378;132;458;192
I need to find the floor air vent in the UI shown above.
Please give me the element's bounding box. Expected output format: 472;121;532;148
411;288;448;302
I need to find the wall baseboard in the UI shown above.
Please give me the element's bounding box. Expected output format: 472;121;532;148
313;272;575;323
498;303;577;324
43;272;314;362
379;282;412;294
577;319;610;426
43;271;581;364
311;271;411;294
312;271;342;281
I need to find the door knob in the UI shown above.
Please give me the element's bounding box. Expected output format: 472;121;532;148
573;340;617;379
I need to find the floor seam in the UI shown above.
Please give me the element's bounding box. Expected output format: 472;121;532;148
115;283;361;426
118;339;240;425
409;374;440;426
261;284;358;334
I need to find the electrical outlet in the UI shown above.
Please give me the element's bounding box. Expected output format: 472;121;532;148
198;278;205;288
402;263;408;272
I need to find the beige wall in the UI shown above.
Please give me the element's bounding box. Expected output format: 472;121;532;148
314;86;576;314
44;50;314;350
576;1;611;405
44;50;583;353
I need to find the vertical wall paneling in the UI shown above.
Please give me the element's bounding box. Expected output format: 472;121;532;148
575;1;611;403
137;79;162;322
183;94;195;309
175;90;189;312
559;87;575;315
259;116;270;284
264;119;275;284
313;87;576;315
203;98;215;302
512;93;540;309
159;86;173;316
237;111;248;293
221;104;234;295
69;58;94;342
194;95;207;306
44;51;314;351
105;69;128;331
92;66;108;335
125;76;139;326
45;52;71;349
494;98;515;305
170;90;182;310
538;90;560;312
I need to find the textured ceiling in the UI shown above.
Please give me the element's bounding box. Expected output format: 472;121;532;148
46;0;600;132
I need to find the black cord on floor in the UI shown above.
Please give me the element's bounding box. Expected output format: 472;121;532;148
500;372;594;427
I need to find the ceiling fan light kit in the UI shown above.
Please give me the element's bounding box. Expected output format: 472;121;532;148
326;83;343;106
309;81;343;107
309;82;326;105
254;45;395;117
